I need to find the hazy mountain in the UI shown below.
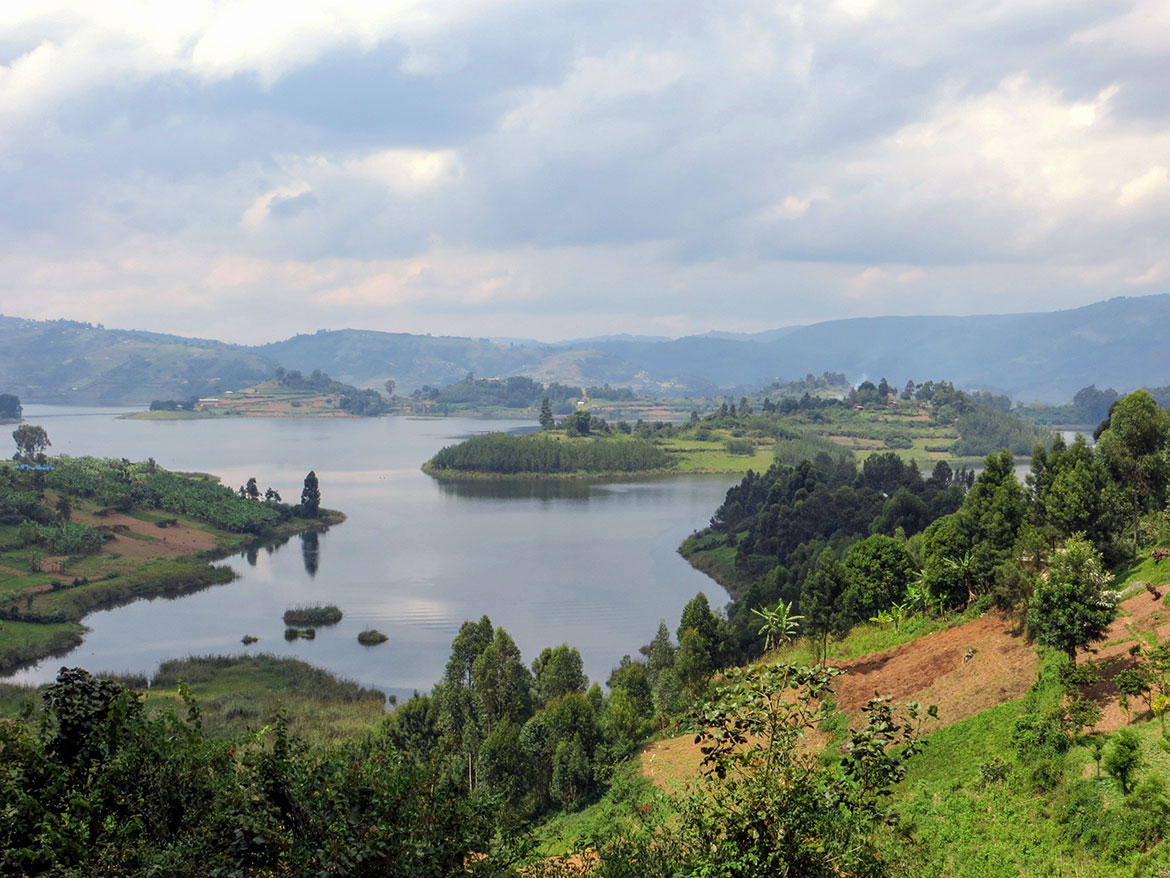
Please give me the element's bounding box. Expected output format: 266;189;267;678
0;315;274;405
4;295;1170;405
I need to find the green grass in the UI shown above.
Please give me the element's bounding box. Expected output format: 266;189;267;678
0;618;85;675
144;654;386;744
529;761;669;858
1114;547;1170;595
658;437;774;473
0;654;388;746
283;604;343;626
759;614;965;668
874;650;1170;876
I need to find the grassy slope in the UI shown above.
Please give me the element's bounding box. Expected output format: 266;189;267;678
535;561;1170;875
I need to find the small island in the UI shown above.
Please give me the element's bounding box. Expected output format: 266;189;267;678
0;436;343;674
283;604;343;626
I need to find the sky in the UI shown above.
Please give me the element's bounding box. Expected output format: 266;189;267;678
0;0;1167;345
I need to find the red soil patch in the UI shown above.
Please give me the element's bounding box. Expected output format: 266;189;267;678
642;613;1040;789
642;592;1170;790
73;510;218;561
829;614;1037;725
0;565;29;577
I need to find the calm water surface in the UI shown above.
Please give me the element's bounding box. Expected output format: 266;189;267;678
5;407;734;698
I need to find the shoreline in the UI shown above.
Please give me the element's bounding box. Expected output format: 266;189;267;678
421;462;753;482
0;508;345;677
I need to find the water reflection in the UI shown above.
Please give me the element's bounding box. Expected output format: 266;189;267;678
436;478;596;502
301;530;320;577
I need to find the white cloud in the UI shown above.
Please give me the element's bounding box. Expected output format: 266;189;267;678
1117;166;1170;208
0;1;1169;343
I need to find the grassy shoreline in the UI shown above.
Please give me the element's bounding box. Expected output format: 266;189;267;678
0;507;345;676
421;461;752;481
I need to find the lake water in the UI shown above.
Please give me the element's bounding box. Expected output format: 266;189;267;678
4;407;735;699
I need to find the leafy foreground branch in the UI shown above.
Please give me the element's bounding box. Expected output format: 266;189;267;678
0;668;510;878
3;661;933;878
536;663;935;878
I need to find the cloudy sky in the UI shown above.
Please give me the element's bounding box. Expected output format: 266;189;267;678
0;1;1167;344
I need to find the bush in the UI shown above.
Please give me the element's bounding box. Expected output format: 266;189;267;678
282;604;342;626
34;521;104;555
724;438;755;455
358;629;389;645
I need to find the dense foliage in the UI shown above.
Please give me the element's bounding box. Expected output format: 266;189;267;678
0;391;22;419
44;456;289;533
274;367;390;416
694;389;1170;666
427;432;670;475
0;668;507;877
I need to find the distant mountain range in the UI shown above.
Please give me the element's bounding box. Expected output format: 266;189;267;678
3;294;1169;405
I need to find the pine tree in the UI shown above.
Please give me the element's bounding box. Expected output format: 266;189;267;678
539;397;554;430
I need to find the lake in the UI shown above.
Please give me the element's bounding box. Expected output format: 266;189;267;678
4;407;736;699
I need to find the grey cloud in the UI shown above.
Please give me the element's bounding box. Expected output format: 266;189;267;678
267;191;319;219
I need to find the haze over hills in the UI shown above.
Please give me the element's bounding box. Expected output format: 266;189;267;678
0;315;274;406
3;294;1169;405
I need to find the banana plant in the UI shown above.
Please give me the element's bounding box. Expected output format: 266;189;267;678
888;602;906;633
752;599;803;651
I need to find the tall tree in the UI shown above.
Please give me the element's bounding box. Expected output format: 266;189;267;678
801;548;850;662
1095;390;1170;553
300;470;321;516
472;628;534;732
532;644;588;704
12;424;50;464
1027;534;1117;664
678;592;721;648
539;397;555;431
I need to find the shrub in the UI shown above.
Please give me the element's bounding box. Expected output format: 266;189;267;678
724;438;755;455
282;604;342;626
357;629;389;645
